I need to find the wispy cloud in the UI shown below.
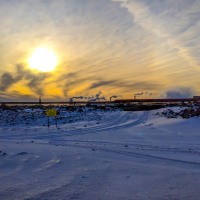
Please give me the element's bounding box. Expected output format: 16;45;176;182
112;0;200;71
0;0;200;100
88;79;162;91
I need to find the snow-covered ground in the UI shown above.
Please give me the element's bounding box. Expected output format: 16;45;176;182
0;106;200;200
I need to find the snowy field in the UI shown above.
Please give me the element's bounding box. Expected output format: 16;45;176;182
0;106;200;200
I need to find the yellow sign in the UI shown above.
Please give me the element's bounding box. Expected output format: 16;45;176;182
46;109;57;117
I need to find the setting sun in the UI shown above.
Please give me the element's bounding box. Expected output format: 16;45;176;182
28;47;58;72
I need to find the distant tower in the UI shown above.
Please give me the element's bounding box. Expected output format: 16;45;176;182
39;96;42;105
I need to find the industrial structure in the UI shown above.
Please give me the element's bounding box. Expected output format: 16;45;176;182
1;96;200;106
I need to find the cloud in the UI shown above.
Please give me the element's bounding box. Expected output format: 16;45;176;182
0;91;35;101
112;0;200;70
0;73;19;91
89;80;118;89
17;65;50;95
131;82;161;90
1;0;200;100
58;73;90;97
159;87;195;99
0;65;49;96
88;79;162;91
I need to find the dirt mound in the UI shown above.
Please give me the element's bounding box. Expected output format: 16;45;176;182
158;106;200;119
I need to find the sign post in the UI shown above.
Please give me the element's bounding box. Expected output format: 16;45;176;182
46;108;58;128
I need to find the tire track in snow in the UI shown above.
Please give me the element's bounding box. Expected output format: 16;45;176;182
0;111;148;140
4;112;145;140
51;139;200;155
0;112;131;140
55;142;200;170
62;111;149;136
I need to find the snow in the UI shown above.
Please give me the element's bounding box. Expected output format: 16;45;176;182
0;106;200;199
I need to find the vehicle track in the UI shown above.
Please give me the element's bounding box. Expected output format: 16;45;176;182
14;138;200;170
1;112;146;140
54;141;200;170
61;111;149;136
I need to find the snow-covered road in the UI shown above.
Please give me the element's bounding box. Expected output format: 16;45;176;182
1;107;200;200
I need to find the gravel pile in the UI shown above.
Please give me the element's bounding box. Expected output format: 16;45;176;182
158;106;200;119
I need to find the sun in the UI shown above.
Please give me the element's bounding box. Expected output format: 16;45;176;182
28;47;58;72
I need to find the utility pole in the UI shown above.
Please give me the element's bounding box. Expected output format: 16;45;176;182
39;96;42;105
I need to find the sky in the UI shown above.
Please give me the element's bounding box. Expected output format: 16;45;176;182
0;0;200;101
